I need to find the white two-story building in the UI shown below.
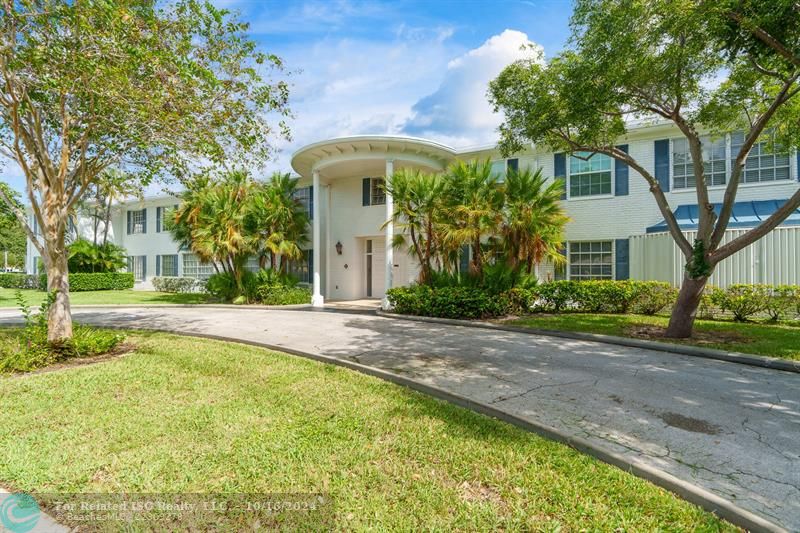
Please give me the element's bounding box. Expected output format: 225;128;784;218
26;121;800;305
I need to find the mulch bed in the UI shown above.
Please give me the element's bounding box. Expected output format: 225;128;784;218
623;324;750;345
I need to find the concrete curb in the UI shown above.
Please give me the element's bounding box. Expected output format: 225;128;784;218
376;310;800;374
0;321;784;531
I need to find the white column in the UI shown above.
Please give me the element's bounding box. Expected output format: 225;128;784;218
382;159;394;310
311;169;324;307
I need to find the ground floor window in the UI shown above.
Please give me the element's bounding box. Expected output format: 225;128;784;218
127;255;146;281
568;241;613;280
244;255;260;273
287;250;312;284
182;253;215;280
156;254;178;277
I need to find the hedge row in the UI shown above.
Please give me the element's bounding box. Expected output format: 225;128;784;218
0;272;134;291
255;285;311;305
151;276;207;293
387;281;800;322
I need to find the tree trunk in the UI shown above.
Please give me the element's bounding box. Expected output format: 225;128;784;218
665;275;709;338
45;247;73;343
102;196;112;245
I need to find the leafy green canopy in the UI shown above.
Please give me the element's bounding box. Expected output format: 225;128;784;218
0;182;25;268
0;0;291;239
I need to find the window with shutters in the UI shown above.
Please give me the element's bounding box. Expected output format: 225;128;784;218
568;152;612;197
369;178;385;206
157;254;178;277
671;130;791;189
568;241;613;280
127;255;146;281
128;209;146;234
292;186;313;219
156;206;176;233
489;158;519;182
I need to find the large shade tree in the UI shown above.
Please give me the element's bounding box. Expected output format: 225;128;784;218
0;0;290;342
489;0;800;338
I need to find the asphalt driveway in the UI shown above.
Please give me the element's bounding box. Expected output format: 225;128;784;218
1;306;798;530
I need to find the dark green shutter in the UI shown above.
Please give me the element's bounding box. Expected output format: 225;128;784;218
126;211;132;235
654;140;670;192
615;239;630;280
614;145;629;196
309;185;314;220
507;158;519;174
362;178;371;206
554;153;567;200
156;255;161;276
796;149;799;181
156;207;162;233
141;208;147;234
141;256;147;280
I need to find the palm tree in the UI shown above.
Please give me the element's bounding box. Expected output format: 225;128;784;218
249;173;309;272
384;168;445;285
501;167;569;274
170;171;255;291
442;159;504;280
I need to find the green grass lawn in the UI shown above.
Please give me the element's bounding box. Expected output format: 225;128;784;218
507;313;800;361
0;332;733;531
0;287;211;307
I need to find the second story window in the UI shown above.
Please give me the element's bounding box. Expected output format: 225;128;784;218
569;152;612;197
672;130;791;189
490;158;519;181
127;208;146;235
362;177;385;206
292;186;313;219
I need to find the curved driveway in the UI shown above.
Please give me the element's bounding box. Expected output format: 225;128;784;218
1;306;798;530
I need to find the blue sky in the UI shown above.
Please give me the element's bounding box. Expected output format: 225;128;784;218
1;0;574;193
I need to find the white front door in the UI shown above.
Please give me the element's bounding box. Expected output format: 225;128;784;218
365;239;385;298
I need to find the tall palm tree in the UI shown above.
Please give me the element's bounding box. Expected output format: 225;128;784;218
442;159;504;280
501;167;569;274
384;168;445;285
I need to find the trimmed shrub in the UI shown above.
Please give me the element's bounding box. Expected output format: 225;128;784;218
0;273;40;290
710;284;771;322
62;272;134;291
152;276;206;293
764;285;800;321
630;282;678;315
256;286;311;305
504;288;537;315
574;280;643;313
387;285;506;319
533;281;579;312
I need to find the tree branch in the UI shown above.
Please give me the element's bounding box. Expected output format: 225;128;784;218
725;10;800;69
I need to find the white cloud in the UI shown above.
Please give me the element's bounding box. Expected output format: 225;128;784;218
401;29;544;146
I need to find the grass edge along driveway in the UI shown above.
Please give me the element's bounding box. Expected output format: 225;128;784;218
506;313;800;361
0;288;210;307
0;332;735;531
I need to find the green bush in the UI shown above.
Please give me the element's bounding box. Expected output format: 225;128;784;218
764;285;800;321
256;286;311;305
630;282;678;315
387;285;507;319
151;276;206;293
206;271;244;301
504;287;537;315
0;273;40;289
68;238;127;273
60;272;134;291
710;284;771;322
533;281;579;312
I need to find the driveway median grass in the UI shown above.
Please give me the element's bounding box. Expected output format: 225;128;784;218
0;288;211;307
0;331;734;531
505;313;800;361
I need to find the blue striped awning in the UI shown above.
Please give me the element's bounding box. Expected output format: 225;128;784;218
646;199;800;233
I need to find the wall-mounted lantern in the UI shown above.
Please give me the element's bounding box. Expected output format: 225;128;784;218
335;241;343;255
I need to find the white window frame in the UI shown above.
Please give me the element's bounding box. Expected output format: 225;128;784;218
369;178;386;206
157;254;179;277
670;131;794;191
181;253;215;280
566;152;615;200
127;255;146;281
567;240;614;281
130;209;146;234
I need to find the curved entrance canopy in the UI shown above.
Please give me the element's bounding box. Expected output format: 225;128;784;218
290;135;457;179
